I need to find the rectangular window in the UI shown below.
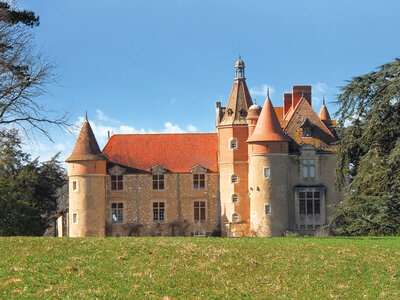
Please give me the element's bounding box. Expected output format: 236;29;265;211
231;175;238;183
111;203;124;223
152;174;165;190
72;213;78;224
230;140;237;149
193;174;205;190
302;159;316;179
264;167;270;178
72;180;77;191
111;175;123;190
298;190;322;217
265;204;271;215
153;202;165;222
194;201;206;222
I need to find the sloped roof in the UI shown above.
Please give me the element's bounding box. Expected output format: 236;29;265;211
219;79;253;126
247;98;289;143
102;133;219;173
319;104;331;120
66;121;106;162
284;97;337;148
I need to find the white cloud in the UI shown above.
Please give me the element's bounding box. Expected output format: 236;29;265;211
312;82;329;107
186;125;197;132
162;122;186;133
96;109;120;123
249;84;275;102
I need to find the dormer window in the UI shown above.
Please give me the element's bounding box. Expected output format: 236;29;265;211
153;174;165;190
300;118;313;137
150;165;167;190
190;164;207;190
111;175;123;190
227;108;233;116
239;109;247;118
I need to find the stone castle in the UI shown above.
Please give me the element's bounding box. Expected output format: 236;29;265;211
62;57;341;237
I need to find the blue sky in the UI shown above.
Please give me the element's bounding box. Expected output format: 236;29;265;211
18;0;400;163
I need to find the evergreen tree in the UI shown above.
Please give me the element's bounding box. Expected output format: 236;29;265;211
0;129;66;236
329;58;400;235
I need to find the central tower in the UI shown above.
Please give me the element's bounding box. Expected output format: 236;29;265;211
217;56;253;237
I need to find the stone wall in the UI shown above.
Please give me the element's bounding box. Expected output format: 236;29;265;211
106;172;220;237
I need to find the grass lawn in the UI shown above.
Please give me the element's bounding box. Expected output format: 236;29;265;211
0;237;399;298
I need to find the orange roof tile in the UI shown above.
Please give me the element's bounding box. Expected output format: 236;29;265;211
274;107;284;121
247;99;289;143
102;133;219;173
66;121;106;162
319;104;331;120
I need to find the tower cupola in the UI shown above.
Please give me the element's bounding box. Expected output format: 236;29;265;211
235;55;245;79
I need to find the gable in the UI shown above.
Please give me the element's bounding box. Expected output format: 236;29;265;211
284;98;337;150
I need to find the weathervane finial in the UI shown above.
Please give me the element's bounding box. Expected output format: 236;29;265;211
267;87;270;100
323;95;325;105
85;111;88;121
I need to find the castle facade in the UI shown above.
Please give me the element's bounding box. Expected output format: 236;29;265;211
64;57;341;237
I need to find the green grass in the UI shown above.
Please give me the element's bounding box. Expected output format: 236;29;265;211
0;237;399;298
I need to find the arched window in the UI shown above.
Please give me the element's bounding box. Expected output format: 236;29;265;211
232;214;239;223
231;175;238;184
232;194;238;203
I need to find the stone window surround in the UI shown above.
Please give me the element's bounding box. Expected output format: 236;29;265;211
72;212;78;224
302;158;316;179
229;137;239;150
193;200;206;222
152;174;165;190
263;167;270;178
108;165;127;192
111;202;124;224
231;174;238;184
232;213;239;223
190;164;208;190
71;179;78;192
294;186;326;227
150;164;167;191
232;194;238;203
152;201;166;222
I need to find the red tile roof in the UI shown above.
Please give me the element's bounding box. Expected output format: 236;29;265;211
319;104;331;120
66;121;106;162
247;99;289;143
102;133;219;173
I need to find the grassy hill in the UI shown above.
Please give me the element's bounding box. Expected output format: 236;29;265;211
0;237;399;298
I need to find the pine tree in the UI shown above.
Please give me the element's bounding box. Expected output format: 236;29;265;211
329;58;400;235
0;129;66;236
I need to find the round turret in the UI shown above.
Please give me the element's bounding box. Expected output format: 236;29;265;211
66;116;107;237
247;104;262;118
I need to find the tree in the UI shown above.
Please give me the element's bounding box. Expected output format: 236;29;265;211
0;2;69;140
328;58;400;236
0;129;66;236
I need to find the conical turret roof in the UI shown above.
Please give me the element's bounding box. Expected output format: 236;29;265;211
66;118;106;162
319;104;331;120
247;98;289;143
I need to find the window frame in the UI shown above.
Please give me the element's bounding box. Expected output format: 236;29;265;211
265;204;271;215
72;180;78;192
153;201;165;222
193;173;206;190
298;189;321;217
111;202;124;223
230;138;238;150
232;213;239;223
111;175;124;191
194;201;206;222
264;167;270;178
72;213;78;224
232;194;238;203
302;159;316;179
152;174;165;190
231;174;238;184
